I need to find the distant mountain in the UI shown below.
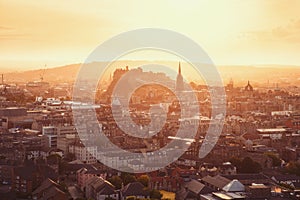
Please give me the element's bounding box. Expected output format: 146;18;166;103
3;63;81;83
2;61;300;87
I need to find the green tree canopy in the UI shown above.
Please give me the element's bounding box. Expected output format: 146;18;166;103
46;154;62;165
239;157;262;173
121;172;137;186
265;152;281;167
109;176;123;190
150;189;162;200
230;157;262;173
137;175;150;187
285;161;300;176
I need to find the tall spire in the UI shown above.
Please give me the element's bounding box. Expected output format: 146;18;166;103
245;80;253;91
176;61;184;92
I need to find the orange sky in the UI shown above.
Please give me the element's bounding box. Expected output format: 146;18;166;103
1;0;300;71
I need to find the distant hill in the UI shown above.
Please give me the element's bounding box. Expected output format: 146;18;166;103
2;61;300;87
3;63;81;83
218;65;300;87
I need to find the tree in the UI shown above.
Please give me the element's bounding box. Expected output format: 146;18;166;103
123;174;136;186
150;189;162;200
65;153;76;161
230;157;262;173
285;161;300;176
109;176;123;190
59;160;68;175
121;172;137;186
46;154;62;165
229;157;242;168
265;152;281;167
59;182;68;192
137;175;150;187
239;157;262;173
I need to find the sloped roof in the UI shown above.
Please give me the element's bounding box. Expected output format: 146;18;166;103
272;174;300;182
122;182;149;197
95;180;115;193
32;178;60;195
67;163;97;171
76;167;88;174
85;176;116;195
184;190;198;199
42;186;67;200
98;186;117;195
68;160;84;164
85;176;100;187
185;180;212;195
32;178;67;200
186;180;205;194
222;179;245;192
201;175;231;189
223;173;269;181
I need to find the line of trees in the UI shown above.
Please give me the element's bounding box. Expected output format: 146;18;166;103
230;157;262;173
108;173;162;200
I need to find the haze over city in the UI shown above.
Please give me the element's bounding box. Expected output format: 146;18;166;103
1;0;300;71
1;1;300;200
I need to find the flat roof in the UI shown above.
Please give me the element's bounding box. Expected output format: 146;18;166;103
212;192;233;200
257;128;287;133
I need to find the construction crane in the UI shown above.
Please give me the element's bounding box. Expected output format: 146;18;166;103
40;64;47;82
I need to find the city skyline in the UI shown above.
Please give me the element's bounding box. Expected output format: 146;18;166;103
1;1;300;200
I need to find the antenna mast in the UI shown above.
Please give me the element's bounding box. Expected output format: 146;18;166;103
40;64;47;82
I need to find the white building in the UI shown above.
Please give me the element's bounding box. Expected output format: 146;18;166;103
43;134;58;148
42;126;57;135
69;142;97;164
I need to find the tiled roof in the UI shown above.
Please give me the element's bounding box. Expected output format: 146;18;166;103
32;178;67;200
40;185;66;200
201;175;231;189
86;176;116;195
97;186;116;195
122;182;149;197
223;173;269;181
32;178;60;195
185;179;213;195
271;174;300;182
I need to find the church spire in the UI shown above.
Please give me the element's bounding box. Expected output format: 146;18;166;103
176;61;184;92
245;80;253;91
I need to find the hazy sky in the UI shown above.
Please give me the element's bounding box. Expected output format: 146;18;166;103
1;0;300;70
